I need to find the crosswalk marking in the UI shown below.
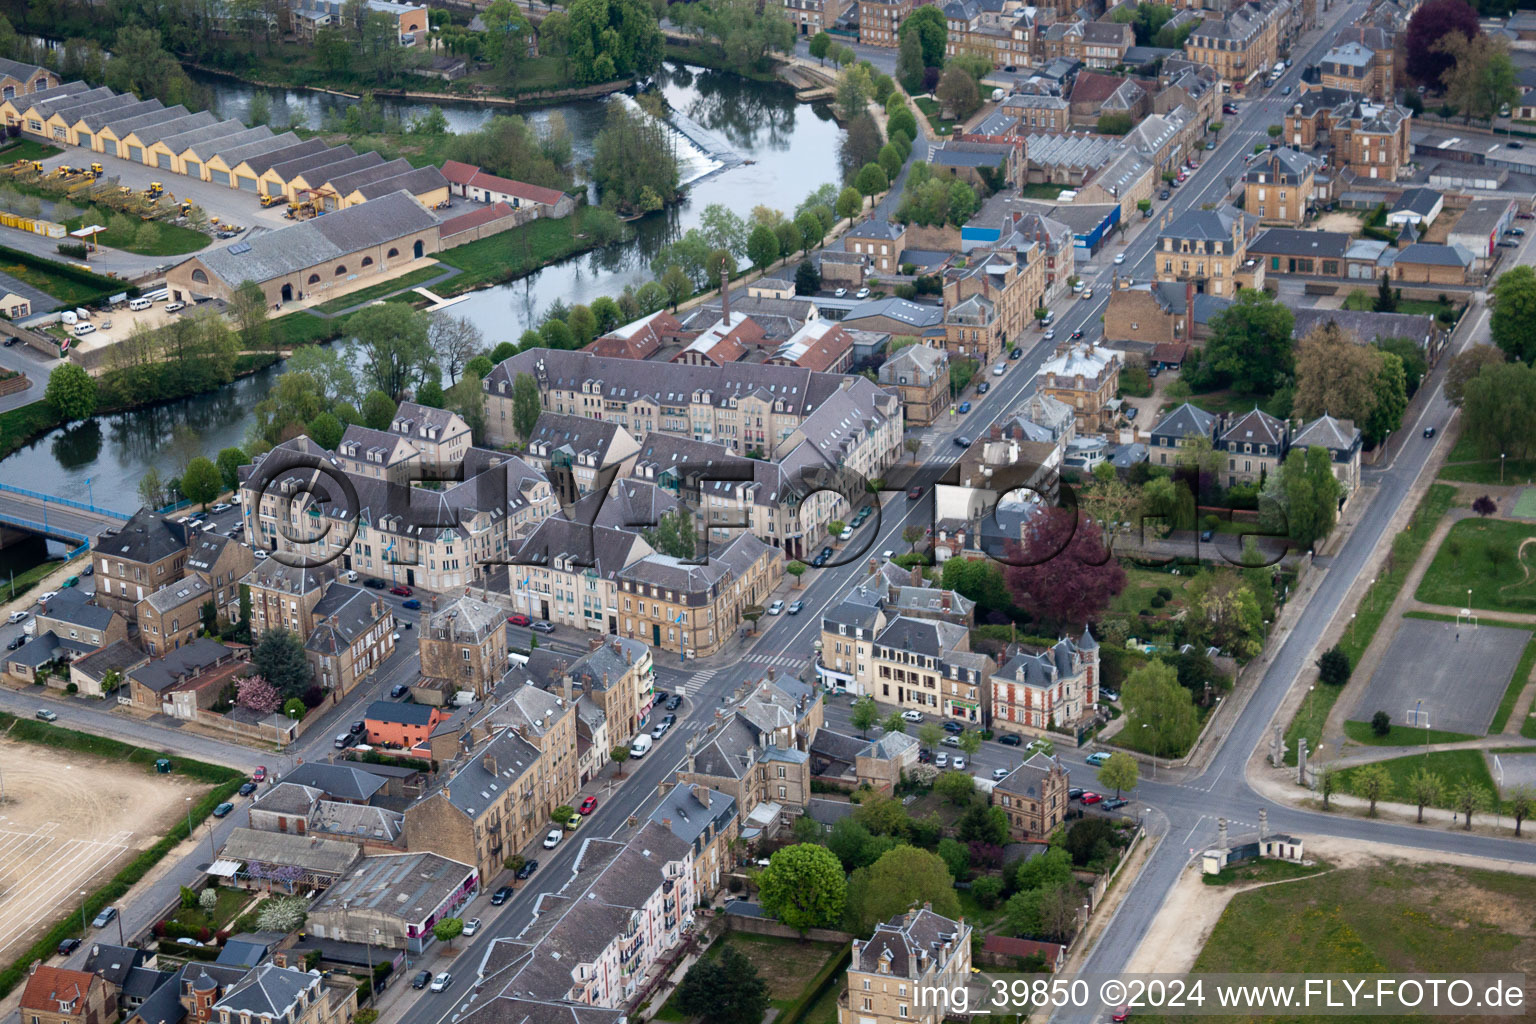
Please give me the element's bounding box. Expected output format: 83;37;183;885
748;653;807;670
677;669;718;696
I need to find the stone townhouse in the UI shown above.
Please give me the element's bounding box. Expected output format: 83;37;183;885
991;630;1099;739
1154;206;1252;297
839;907;973;1024
334;425;420;485
941;245;1044;365
484;351;905;480
32;592;127;653
844;219;907;274
92;510;190;624
420;596;508;701
474;823;696;1010
509;517;654;633
241;438;555;593
783;0;829;35
1103;280;1232;346
1319;28;1395;101
1182;0;1282;91
185;533;253;624
1284;90;1411;181
818;564;974;695
617;533;781;658
1068;71;1149;127
524;412;642;505
403;726;549;884
178;962;353;1024
1384;243;1475;285
943;2;1034;69
241;562;338;639
1156;61;1219;125
20;966;113;1024
554;635;656;744
135;576;213;656
305;583;394;698
858;0;914;46
1149;402;1220;467
1078;148;1155;223
1039;19;1133;68
489;681;581;814
1036;341;1121;432
1244;147;1320;226
879;344;951;426
651;784;738;898
869;615;994;724
1219;407;1289;487
928;140;1022;191
1292;414;1363;497
991;752;1070;838
1000;92;1070;134
963;200;1077;307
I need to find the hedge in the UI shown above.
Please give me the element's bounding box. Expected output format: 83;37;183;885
0;714;243;999
0;244;138;307
778;941;853;1024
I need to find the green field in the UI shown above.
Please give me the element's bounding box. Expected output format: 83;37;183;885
913;96;957;136
271;311;346;349
1341;720;1477;746
1342;289;1460;321
437;207;616;293
1334;748;1497;808
312;265;445;314
66;210;209;257
1437;433;1536;485
0;139;63;162
1140;862;1536;1023
1200;858;1329;887
1415;517;1536;614
0;255;105;307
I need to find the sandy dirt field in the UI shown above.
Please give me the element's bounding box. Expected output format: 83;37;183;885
1124;834;1536;975
0;738;209;956
1313;212;1362;234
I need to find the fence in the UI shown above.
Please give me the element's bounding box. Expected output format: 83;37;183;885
0;511;88;542
0;481;131;521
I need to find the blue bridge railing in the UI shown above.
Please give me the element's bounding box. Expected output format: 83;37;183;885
0;511;89;543
0;481;131;521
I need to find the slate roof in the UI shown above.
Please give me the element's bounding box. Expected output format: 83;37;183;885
126;638;235;694
280;761;389;802
619;532;771;595
846;219;906;240
853;907;967;976
306;583;384;654
36;590;115;631
1160;207;1239;243
354;164;450;201
440;728;542;819
365;699;438;726
1391;187;1442;217
649;784;736;846
213;964;321;1018
1391;242;1473;268
311;852;475;923
873;616;969;657
996;752;1063;798
140;574;211;615
1292;413;1361;451
1244;147;1319;184
1220;407;1286;447
70;639;147;681
1249;229;1350;259
95;508;188;564
190;191;439;288
220;827;360;875
1149;402;1217;441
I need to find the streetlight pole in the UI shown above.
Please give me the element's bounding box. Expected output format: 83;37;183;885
80;890;89;936
1502;453;1507;485
1141;723;1157;779
185;797;193;839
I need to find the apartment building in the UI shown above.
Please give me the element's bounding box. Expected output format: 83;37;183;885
305;584;394;697
844;219;907;274
1153;206;1250;296
134;576;213;656
859;0;915;46
839;907;973;1024
241;562;338;639
509;517;654;633
185;533;254;623
617;533;781;658
420;595;508;700
488;682;581;814
92;510;190;623
1291;413;1363;496
1149;401;1220;466
1284;90;1411;181
1038;19;1133;68
869;616;993;723
1319;28;1395;101
1219;407;1289;487
524;413;642;504
20;966;113;1024
783;0;829;35
991;752;1070;838
878;344;951;426
943;1;1034;68
1244;147;1320;226
552;634;656;742
941;244;1044;365
1182;0;1283;90
651;784;738;897
818;564;974;695
1036;342;1121;432
990;630;1099;739
999;92;1070;133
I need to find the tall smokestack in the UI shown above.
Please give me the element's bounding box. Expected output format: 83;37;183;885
721;262;730;323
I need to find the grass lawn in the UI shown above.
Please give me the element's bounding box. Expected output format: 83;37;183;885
1415;517;1536;614
0;139;63;162
166;886;248;934
1342;720;1476;746
437;207;615;293
1019;183;1071;200
1334;748;1497;807
1342;289;1460;321
913;97;957;136
0;256;107;307
1187;387;1286;418
800;971;844;1024
1495;635;1536;734
67;210;209;257
312;265;444;314
1109;566;1196;620
1200;857;1330;886
3;558;64;604
1138;862;1536;1023
271;311;346;349
956;877;1008;927
0;400;65;461
656;933;845;1022
1439;432;1536;484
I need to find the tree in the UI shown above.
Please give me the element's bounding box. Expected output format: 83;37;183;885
1403;767;1444;824
746;223;780;273
199;886;219;913
236;676;282;715
1080;462;1142;548
45;363;96;422
566;0;663;84
1371;710;1392;737
1204;289;1295;394
877;141;903;182
433;917;464;948
937;65;981;120
1405;0;1480;86
1373;271;1398;313
429;314;484;384
351;305;431;400
1096;112;1133;135
138;468;170;511
855;164;889;208
1473;495;1498;517
360;389;396;431
1451;780;1491;830
1462;361;1536;460
609;745;630;777
786;560;807;589
958;730;981;758
1508;784;1536;837
508;371;543;443
283;698;306;720
896;29;925;94
1491;265;1536;364
1317;645;1351;686
758;843;846;933
810;30;832;63
795;259;821;296
1317;765;1337;810
675;945;770;1024
1292;321;1392;438
415;377;445;409
1445;344;1506;405
1003;508;1126;630
1269;446;1342;546
841;113;884;184
1438;30;1520;123
182;457;223;508
591;103;680;214
844;845;960;934
935;837;970;880
836;186;863;222
935;769;976;804
306;411;343;451
1097;751;1138;799
851;695;880;737
1350;762;1392;816
252;629;312;698
230;279;274;354
1122;661;1199;759
661;265;693;308
217;447;248;491
899;4;947;68
1365;350;1408;447
256;896;307;933
957;803;1009;845
881;711;908;735
917;721;944;752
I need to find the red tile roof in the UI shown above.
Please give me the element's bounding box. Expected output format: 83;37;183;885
21;966;96;1014
980;934;1068;969
440;201;517;238
440;159;567;208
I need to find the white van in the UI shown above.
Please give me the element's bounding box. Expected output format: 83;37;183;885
73;323;96;337
629;733;653;758
129;297;152;311
74;308;91;320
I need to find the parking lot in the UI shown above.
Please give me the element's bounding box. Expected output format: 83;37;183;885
39;149;291;232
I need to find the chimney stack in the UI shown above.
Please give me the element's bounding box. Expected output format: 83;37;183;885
1185;278;1195;338
721;263;731;322
563;673;573;704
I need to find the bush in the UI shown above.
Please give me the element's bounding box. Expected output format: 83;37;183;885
970;874;1005;908
65;682;77;694
1149;595;1166;608
1155;587;1173;601
1371;710;1391;736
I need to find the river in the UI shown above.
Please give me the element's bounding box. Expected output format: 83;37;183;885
0;63;843;563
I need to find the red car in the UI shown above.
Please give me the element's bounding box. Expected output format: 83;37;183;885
1080;792;1103;805
390;585;412;597
579;796;598;815
1112;1007;1130;1022
252;765;267;782
507;613;531;626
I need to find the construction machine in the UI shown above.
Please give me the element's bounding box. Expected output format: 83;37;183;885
146;181;164;199
259;193;284;208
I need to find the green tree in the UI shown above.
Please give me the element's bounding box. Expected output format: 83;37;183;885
936;65;981;120
252;628;312;698
758;843;847;933
795;210;826;253
1462;360;1536;460
795;258;821;295
786;560;807;588
958;730;982;758
1350;762;1392;816
433;917;464;948
882;710;908;734
1371;710;1392;736
935;769;976;804
1438;30;1519;123
855;163;889;207
676;947;770;1024
935;837;969;879
361;389;396;431
307;411;343;450
836;186;863;221
609;745;630;776
512;371;542;441
898;4;947;67
957;803;1009;845
642;508;696;559
851;695;880;737
878;142;903;181
1491;264;1536;364
45;363;96;422
917;721;944;752
810;30;832;63
350;304;431;399
590;296;622;335
1374;271;1399;312
896;29;925;94
1451;780;1491;830
566;0;663;84
231;279;275;354
1401;768;1442;823
844;845;961;933
1365;350;1408;446
216;446;247;491
591;103;679;214
1123;661;1199;758
1204;289;1296;394
1097;751;1139;798
828;818;876;870
747;222;780;272
1507;784;1536;837
1317;645;1351;686
1096;112;1133;134
181;457;223;509
566;304;598;346
1445;344;1507;405
661;265;693;308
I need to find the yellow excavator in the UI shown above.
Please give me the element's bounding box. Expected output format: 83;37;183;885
89;162;103;178
146;181;164;200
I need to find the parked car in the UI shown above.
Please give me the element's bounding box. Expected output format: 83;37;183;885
1080;792;1103;804
212;802;234;818
57;938;81;956
651;719;671;739
787;600;804;615
211;502;231;513
1499;239;1520;248
665;694;682;710
935;753;949;767
1100;689;1120;703
7;611;27;624
491;886;515;904
515;860;538;880
531;620;555;634
833;287;847;298
579;796;598;814
62;575;79;588
401;598;422;610
463;917;481;937
998;733;1021;746
1520;212;1535;220
942;735;960;748
390;683;409;698
992;363;1005;376
349;720;365;734
901;710;924;722
855;287;871;299
238;781;257;797
389;585;413;596
334;733;356;749
164;302;185;313
1085;751;1111;766
176;937;203;947
767;600;785;615
430;973;452;993
976;381;989;394
1200;528;1214;542
957;401;971;413
35;709;57;722
6;636;22;651
1160;189;1171;200
1113;253;1126;264
92;907;117;928
363;578;387;589
952;755;967;770
1011;347;1023;359
1068;787;1084;799
907;485;923;500
543;829;563;849
1125;407;1138;421
507;613;531;626
35;591;57;604
252;765;267;782
1105;798;1128;810
412;971;433;990
954;436;971;448
943;721;964;733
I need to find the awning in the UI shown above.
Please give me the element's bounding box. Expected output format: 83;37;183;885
206;859;242;877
